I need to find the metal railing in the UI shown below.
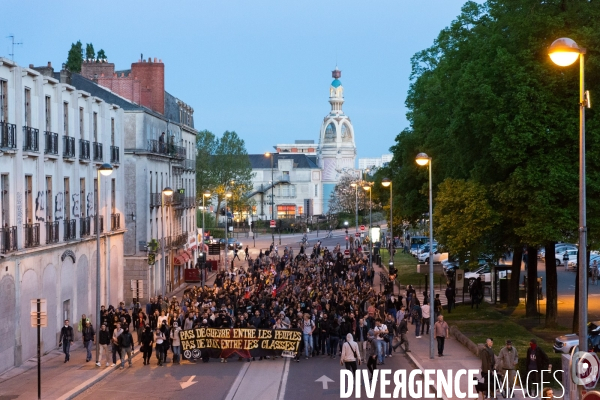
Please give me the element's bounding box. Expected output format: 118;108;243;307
0;122;17;149
63;136;75;158
95;215;104;234
93;142;103;162
0;226;17;253
110;146;119;164
172;192;184;205
80;216;91;237
187;197;196;208
150;193;162;207
45;221;59;244
110;213;120;231
23;126;39;152
63;219;76;241
183;159;195;171
172;233;187;248
79;139;90;160
162;236;172;250
24;223;40;248
44;132;58;155
147;139;186;159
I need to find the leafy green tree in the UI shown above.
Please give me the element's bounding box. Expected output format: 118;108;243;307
96;49;107;62
85;43;95;60
65;41;83;73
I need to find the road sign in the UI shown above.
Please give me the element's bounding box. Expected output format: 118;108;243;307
360;225;366;231
30;299;47;327
344;249;350;255
270;220;276;228
355;232;360;237
584;392;600;400
573;351;600;390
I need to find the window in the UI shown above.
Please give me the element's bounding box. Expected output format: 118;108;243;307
111;179;116;213
0;80;7;123
315;184;318;197
64;178;70;220
298;206;303;215
276;205;295;219
46;177;52;221
80;178;85;218
111;118;115;146
25;175;32;223
63;102;69;135
24;88;31;127
79;108;84;139
45;96;51;131
1;174;9;227
93;112;98;142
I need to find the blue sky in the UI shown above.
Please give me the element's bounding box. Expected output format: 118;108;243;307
3;0;478;159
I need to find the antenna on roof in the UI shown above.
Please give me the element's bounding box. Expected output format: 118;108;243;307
7;35;23;62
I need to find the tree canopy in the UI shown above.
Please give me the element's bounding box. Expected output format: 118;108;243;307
66;41;83;73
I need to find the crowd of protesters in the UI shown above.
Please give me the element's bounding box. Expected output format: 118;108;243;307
66;240;450;378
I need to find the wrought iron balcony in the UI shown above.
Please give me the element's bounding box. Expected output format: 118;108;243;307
44;132;58;155
45;221;59;244
171;233;188;248
110;146;119;164
63;136;75;158
183;159;195;171
63;219;76;241
92;142;103;162
150;193;162;207
23;126;39;152
79;139;90;161
95;215;104;234
80;216;91;237
172;192;184;206
110;213;120;231
0;226;17;253
24;223;40;248
0;122;17;149
146;139;186;159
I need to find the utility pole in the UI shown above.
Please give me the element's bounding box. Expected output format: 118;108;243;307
7;35;23;62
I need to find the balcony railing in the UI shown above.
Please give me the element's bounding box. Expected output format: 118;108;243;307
183;159;195;171
110;146;119;164
45;221;59;244
79;139;90;161
63;136;75;158
186;196;196;208
172;233;187;248
95;215;104;234
93;142;103;162
173;192;184;205
24;223;40;248
147;139;186;159
150;193;162;207
0;122;17;149
63;219;76;241
80;216;91;237
44;131;58;155
0;226;17;253
110;213;120;231
162;236;172;250
23;126;39;152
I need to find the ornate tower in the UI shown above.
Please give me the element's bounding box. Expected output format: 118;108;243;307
318;67;357;212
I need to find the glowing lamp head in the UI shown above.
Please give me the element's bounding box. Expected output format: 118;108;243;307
203;190;211;198
382;178;391;188
225;192;233;198
415;153;430;166
162;187;174;196
350;182;358;188
548;38;581;67
362;184;371;191
264;152;271;157
99;163;113;176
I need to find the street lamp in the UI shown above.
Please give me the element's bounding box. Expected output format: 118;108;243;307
382;177;393;261
201;190;211;286
350;181;359;234
362;183;372;269
161;186;173;298
415;152;434;360
224;192;232;271
265;152;275;245
95;162;112;364
549;37;589;359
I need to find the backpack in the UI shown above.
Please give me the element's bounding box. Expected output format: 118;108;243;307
411;307;420;320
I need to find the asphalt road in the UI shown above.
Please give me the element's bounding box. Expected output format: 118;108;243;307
76;350;417;400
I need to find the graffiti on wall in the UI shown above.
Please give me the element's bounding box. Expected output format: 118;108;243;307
72;193;80;218
35;191;45;222
87;192;94;217
55;192;64;220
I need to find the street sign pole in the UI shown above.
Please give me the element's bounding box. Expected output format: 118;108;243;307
37;299;40;400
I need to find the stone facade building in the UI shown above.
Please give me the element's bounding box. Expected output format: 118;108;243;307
0;58;125;374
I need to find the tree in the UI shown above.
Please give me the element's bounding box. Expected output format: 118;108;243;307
66;41;83;73
85;43;95;61
96;49;107;62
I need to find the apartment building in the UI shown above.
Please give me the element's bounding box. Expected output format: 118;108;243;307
0;58;125;374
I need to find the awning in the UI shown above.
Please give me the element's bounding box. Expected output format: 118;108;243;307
186;250;193;259
174;252;191;265
189;244;197;251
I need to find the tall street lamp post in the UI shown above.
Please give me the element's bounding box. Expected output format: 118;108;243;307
363;183;372;268
265;152;275;244
549;38;590;362
161;186;174;298
382;178;393;261
95;163;112;364
201;190;211;286
416;152;435;359
224;192;232;271
350;181;359;234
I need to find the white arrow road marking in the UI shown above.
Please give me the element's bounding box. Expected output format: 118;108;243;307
180;375;197;390
315;375;334;390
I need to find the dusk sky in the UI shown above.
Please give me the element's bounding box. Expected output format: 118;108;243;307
3;0;479;159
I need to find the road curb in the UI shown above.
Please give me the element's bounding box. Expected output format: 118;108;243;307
56;350;142;400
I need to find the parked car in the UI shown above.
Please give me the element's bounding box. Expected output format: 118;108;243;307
218;238;243;250
567;254;600;271
418;250;448;263
553;321;600;353
539;244;576;261
556;249;578;267
464;264;507;283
